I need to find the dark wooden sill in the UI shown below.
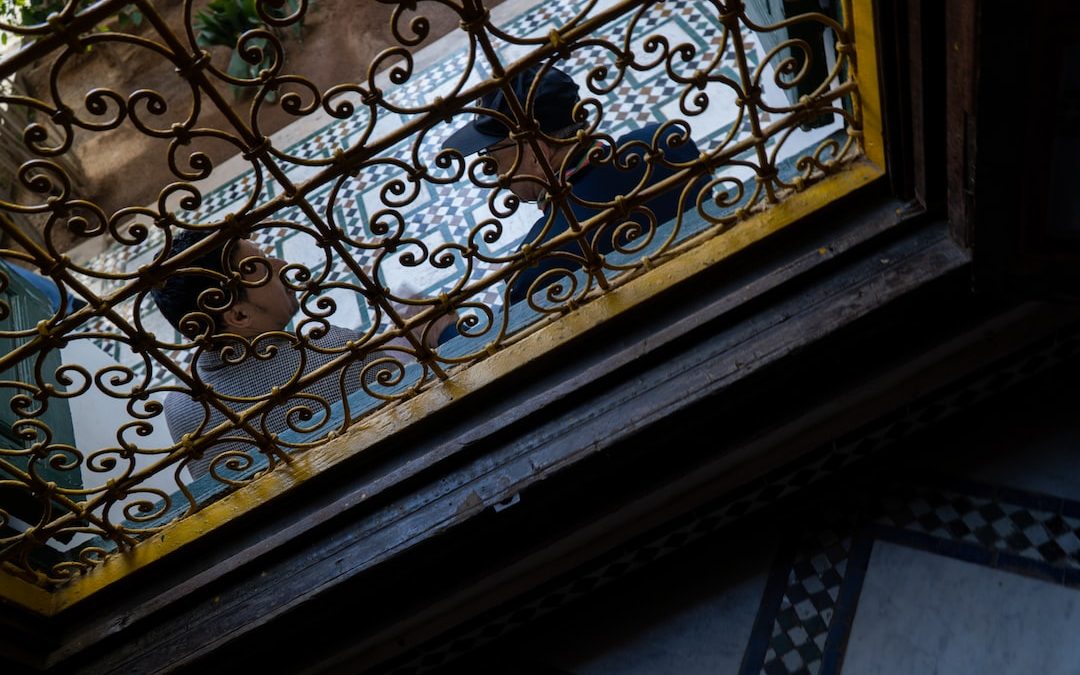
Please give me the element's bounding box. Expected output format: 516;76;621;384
9;187;1080;674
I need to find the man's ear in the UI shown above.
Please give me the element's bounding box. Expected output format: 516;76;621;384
220;300;252;332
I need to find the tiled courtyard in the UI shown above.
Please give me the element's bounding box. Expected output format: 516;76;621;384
71;0;846;389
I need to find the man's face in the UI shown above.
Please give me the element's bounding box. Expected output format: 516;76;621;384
485;140;545;203
225;239;300;337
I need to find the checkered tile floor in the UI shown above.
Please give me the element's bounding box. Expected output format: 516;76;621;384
760;526;852;675
375;327;1080;675
746;479;1080;675
879;485;1080;569
388;477;1080;675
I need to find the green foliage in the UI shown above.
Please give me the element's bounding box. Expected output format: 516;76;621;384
193;0;302;100
1;0;64;46
2;0;65;28
193;0;300;48
113;6;142;30
0;0;142;45
193;0;265;49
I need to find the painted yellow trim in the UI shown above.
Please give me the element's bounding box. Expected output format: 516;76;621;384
38;158;884;613
0;0;892;617
0;570;54;616
852;0;885;169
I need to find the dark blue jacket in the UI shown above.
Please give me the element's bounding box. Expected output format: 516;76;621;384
509;123;702;304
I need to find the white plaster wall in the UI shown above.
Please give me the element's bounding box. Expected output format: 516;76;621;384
60;338;192;495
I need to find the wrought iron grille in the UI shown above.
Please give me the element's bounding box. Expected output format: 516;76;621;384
0;0;873;589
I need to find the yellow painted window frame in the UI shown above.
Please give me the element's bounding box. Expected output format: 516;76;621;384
0;0;885;615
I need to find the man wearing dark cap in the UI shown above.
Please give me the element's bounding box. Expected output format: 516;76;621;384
151;232;446;480
442;64;703;305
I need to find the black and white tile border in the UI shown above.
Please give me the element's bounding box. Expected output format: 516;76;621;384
747;526;859;675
